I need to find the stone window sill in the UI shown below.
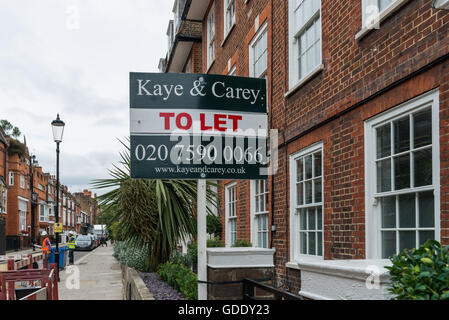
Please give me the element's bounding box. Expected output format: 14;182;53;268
221;23;236;47
285;64;324;98
355;0;409;41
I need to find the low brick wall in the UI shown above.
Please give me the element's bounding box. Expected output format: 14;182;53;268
207;248;276;300
120;264;154;300
208;266;274;300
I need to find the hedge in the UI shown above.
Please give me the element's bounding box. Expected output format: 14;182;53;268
158;262;198;300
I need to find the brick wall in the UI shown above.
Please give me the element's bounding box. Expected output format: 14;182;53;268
270;0;449;290
202;0;271;246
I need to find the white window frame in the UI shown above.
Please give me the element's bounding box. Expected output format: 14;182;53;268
167;20;174;53
228;65;236;76
18;198;28;233
20;175;25;189
249;22;268;79
225;182;237;247
206;4;215;70
288;0;323;90
1;186;7;214
223;0;236;40
9;172;14;186
364;89;440;259
289;142;324;261
357;0;409;40
250;180;269;248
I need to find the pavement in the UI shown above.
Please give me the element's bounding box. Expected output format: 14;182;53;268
58;243;123;300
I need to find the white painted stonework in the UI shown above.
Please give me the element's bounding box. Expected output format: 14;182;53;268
207;248;275;269
287;258;393;300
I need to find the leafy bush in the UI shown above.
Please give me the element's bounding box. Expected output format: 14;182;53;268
113;240;150;272
170;249;193;269
232;239;252;247
8;139;26;158
386;240;449;300
207;214;222;236
186;238;224;272
207;237;224;248
158;262;198;300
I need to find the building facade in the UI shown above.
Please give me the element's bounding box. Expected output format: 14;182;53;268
160;0;449;299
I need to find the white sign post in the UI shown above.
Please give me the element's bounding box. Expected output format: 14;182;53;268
197;179;207;300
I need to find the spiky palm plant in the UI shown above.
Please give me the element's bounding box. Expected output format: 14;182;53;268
92;139;217;270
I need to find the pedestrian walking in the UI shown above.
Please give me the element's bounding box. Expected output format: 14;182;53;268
67;232;76;265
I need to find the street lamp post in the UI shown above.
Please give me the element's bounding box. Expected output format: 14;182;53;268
51;114;65;282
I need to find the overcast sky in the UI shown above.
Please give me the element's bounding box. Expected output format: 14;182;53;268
0;0;173;194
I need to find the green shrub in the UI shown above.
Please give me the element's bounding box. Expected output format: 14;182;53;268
186;238;224;272
207;214;222;236
232;239;252;247
386;240;449;300
158;262;198;300
170;249;193;269
113;240;150;272
207;237;224;248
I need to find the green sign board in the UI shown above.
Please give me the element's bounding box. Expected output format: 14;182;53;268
130;73;268;180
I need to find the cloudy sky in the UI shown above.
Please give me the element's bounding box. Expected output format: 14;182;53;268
0;0;173;194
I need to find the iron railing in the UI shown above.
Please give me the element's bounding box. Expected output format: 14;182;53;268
242;278;303;300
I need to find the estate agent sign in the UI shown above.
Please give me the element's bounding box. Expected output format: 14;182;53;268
130;72;268;180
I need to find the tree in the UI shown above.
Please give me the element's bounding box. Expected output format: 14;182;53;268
92;139;217;271
0;120;21;138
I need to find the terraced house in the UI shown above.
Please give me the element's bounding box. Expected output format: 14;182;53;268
159;0;449;299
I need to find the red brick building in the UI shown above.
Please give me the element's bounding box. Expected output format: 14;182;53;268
0;128;8;254
160;0;449;299
6;139;32;249
73;190;99;228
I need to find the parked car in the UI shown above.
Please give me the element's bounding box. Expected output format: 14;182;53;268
75;234;95;251
90;234;100;248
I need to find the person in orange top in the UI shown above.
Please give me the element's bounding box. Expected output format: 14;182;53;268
41;231;52;261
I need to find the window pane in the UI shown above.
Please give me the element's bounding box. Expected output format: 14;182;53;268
305;180;313;204
394;154;410;190
317;207;322;230
314;152;322;177
305;155;312;179
399;231;416;252
297;159;304;182
255;194;260;213
300;232;307;254
382;231;396;258
419;191;434;228
419;231;435;247
399;193;416;228
308;208;316;230
379;0;393;12
297;183;304;206
394;116;410;154
414;149;432;187
314;178;322;203
414;109;432;148
377;124;391;159
377;159;391;192
308;233;316;255
299;209;307;230
381;196;396;228
317;232;323;256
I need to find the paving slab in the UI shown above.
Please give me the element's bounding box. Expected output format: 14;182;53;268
58;243;122;300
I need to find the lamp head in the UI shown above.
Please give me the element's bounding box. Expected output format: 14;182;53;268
51;114;65;143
